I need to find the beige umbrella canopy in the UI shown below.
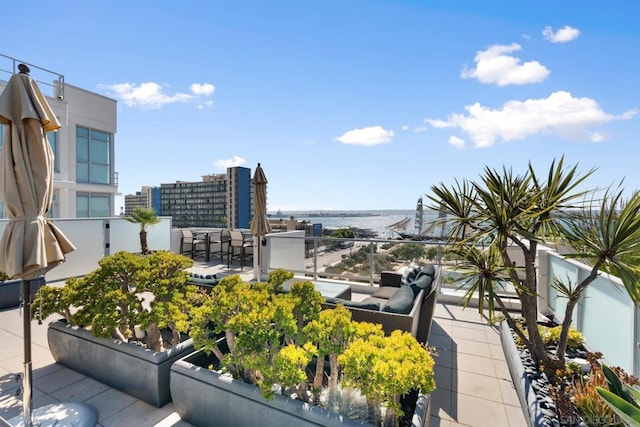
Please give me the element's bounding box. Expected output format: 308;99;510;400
0;65;89;426
250;163;271;280
0;65;75;280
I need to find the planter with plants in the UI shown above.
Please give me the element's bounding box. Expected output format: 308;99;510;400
429;157;640;425
0;270;45;309
33;250;198;407
171;270;436;427
502;320;640;426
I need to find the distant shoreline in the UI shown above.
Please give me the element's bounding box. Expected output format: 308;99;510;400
268;209;415;219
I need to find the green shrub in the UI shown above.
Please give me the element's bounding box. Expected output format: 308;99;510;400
32;251;195;352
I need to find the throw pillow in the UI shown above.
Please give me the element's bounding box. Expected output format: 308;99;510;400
382;286;415;314
409;275;432;297
420;264;436;278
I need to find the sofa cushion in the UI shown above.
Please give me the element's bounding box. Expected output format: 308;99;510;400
372;286;400;299
382;286;415;314
325;297;381;311
409;275;433;297
418;264;436;278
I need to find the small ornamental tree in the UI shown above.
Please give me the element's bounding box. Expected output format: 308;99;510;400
429;157;640;374
124;207;160;254
32;251;195;352
304;304;359;391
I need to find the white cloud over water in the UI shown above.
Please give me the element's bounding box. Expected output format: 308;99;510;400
425;91;637;147
461;43;550;86
335;126;394;146
543;26;580;43
99;81;215;110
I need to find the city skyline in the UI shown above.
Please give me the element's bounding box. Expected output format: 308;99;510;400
3;1;639;212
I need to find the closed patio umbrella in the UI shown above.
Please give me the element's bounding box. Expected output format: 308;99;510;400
250;163;271;281
0;65;93;426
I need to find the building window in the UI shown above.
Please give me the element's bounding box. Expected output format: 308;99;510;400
76;192;111;217
76;127;111;184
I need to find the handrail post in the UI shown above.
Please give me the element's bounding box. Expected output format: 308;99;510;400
313;238;318;280
369;240;375;286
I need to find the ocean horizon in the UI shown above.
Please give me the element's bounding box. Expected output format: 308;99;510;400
268;209;442;239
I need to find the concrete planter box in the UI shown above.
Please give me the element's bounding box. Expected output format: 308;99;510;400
0;277;45;309
170;348;431;427
500;320;546;427
48;319;195;407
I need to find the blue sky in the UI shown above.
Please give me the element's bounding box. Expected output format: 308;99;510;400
3;1;639;212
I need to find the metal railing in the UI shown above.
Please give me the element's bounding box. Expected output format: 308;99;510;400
264;233;448;286
0;53;65;99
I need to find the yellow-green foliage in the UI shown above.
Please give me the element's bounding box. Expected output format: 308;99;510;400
268;268;294;290
32;280;78;324
515;324;585;350
191;272;437;423
339;330;436;417
273;344;314;395
542;325;585;349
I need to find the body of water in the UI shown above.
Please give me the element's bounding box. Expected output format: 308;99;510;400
290;209;442;238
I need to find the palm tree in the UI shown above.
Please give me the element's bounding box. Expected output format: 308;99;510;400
125;207;160;255
428;156;640;372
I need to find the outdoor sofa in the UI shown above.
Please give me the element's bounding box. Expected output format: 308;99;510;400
323;264;440;343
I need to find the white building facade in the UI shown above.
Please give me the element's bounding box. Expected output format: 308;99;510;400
0;58;118;218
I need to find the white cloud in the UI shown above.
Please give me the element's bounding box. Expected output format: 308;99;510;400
214;156;246;170
425;91;636;148
190;83;215;96
197;100;214;110
98;81;215;110
401;125;409;131
461;43;550;86
448;136;465;149
335;126;394;146
543;26;580;43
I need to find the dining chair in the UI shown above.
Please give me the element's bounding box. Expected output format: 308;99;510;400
208;230;230;264
180;229;206;259
227;230;253;270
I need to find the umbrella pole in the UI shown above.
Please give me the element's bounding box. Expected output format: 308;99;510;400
22;279;33;426
253;239;260;281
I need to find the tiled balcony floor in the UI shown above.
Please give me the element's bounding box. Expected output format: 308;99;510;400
0;264;526;426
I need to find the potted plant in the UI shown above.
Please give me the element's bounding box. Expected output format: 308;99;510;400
124;207;160;254
171;270;436;427
33;250;198;407
428;157;640;422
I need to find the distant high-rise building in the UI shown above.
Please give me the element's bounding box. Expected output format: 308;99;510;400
158;166;252;229
227;166;253;229
124;186;156;215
